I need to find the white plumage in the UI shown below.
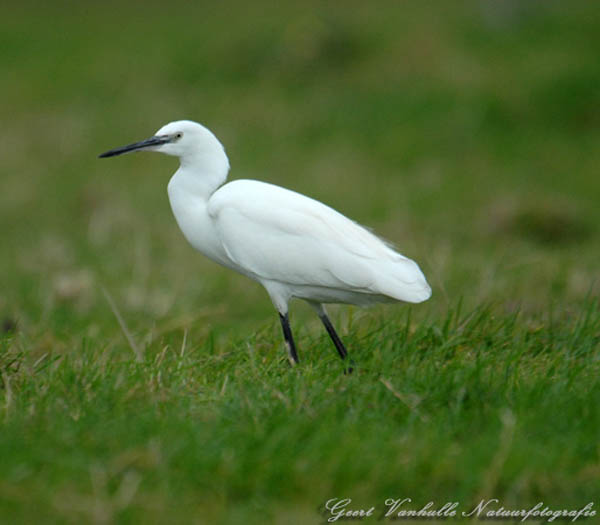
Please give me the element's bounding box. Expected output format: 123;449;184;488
100;120;431;366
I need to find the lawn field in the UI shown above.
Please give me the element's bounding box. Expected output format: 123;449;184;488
1;2;599;523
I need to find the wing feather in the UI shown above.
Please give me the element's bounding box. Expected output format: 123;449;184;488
208;180;430;301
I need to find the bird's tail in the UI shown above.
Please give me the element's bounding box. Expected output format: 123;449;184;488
372;257;432;303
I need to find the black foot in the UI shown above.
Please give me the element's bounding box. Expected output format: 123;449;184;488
279;312;299;365
319;312;354;373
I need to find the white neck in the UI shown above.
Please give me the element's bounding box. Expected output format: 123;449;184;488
175;148;229;198
166;150;231;265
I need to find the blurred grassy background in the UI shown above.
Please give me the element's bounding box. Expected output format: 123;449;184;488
3;0;599;335
1;1;599;523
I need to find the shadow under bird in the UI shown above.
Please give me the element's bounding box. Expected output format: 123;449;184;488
99;120;431;366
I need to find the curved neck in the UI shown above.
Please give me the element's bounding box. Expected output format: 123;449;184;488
175;149;230;199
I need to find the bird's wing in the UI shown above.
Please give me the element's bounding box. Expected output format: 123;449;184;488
208;180;430;301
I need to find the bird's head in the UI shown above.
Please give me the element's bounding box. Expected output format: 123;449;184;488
99;120;229;170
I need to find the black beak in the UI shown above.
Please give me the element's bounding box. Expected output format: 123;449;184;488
98;135;171;158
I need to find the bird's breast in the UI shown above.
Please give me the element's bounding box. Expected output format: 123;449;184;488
167;180;233;269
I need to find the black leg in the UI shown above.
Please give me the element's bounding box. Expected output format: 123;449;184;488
279;312;299;365
319;312;349;361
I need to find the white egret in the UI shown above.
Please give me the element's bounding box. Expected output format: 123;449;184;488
99;120;431;366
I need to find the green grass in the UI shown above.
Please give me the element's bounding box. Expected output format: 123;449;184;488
1;1;600;523
2;302;599;523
